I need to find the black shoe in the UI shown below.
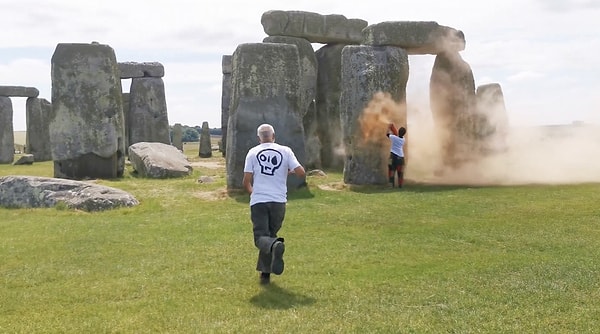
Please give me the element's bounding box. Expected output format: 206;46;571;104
270;241;285;275
259;272;270;285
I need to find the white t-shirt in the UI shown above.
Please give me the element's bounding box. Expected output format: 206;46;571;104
244;142;302;206
389;135;405;157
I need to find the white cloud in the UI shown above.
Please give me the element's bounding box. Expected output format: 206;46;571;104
507;71;545;82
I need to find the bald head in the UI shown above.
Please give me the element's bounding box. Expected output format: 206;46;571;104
257;124;275;143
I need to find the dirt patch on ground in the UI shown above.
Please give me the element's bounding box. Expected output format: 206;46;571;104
190;161;225;169
193;188;230;201
317;182;348;191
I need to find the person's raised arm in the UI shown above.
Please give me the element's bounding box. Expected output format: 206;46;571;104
388;123;398;136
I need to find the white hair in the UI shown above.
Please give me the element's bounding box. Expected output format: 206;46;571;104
256;123;275;140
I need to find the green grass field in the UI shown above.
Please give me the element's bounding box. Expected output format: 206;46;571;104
1;144;599;333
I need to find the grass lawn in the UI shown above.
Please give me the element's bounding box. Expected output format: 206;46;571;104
1;143;599;333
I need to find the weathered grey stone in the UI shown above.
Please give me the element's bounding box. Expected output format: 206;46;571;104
222;55;232;74
199;121;212;158
25;97;53;161
264;37;319;168
263;37;318;110
315;44;345;170
0;175;139;211
304;128;322;169
172;123;183;151
226;42;306;191
0;86;39;97
118;62;165;78
430;51;477;169
13;154;34;165
128;142;192;178
476;83;509;153
0;97;15;164
340;45;409;185
362;21;466;55
261;10;367;44
122;93;130;152
128;77;171;146
221;55;232;157
50;42;126;179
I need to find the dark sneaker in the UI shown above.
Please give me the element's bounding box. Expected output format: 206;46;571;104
259;272;270;285
270;241;285;275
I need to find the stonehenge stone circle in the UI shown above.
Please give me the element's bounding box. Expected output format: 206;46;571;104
261;10;368;44
229;10;508;185
118;61;165;78
362;21;466;54
0;97;14;164
340;45;409;185
172;123;183;151
430;51;477;169
128;77;171;146
26;97;53;161
226;42;306;191
315;44;346;169
0;86;39;98
199;121;212;158
220;55;232;157
50;42;126;179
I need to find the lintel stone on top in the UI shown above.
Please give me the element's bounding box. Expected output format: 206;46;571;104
0;86;39;97
362;21;466;55
118;61;165;79
261;10;367;44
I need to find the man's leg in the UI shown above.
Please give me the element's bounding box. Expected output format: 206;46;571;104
251;203;277;274
268;203;286;275
397;157;405;188
388;153;395;186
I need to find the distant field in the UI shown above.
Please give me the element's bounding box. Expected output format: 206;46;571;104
12;132;221;150
13;131;26;146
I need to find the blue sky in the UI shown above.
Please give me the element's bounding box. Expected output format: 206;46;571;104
1;0;599;131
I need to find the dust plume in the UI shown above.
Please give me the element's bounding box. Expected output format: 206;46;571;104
359;91;405;143
361;93;600;185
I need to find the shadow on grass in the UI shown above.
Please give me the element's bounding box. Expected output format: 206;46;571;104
249;283;316;310
348;182;493;194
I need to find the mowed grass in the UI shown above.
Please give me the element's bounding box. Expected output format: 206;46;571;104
1;143;600;333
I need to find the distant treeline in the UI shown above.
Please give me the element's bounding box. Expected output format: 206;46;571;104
169;125;222;142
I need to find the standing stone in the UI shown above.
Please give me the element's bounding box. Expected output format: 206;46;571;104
199;121;212;158
315;44;346;169
122;93;130;153
340;45;409;185
263;36;318;168
476;83;509;153
221;55;232;157
50;42;126;179
303;100;321;169
226;43;306;190
172;123;183;151
25;97;53;161
430;51;477;170
128;77;170;145
0;97;14;164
